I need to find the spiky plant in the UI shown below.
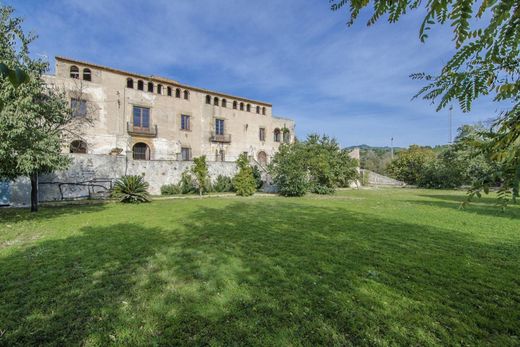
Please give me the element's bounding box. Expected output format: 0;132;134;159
112;175;151;203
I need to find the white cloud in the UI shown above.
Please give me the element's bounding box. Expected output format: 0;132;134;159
7;0;505;146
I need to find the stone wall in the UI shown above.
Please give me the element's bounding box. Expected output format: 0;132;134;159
8;154;238;206
360;169;405;186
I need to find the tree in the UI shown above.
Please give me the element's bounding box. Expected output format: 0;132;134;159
331;0;519;203
336;148;360;187
0;6;86;212
453;124;511;207
416;150;466;189
191;156;209;196
270;134;359;196
304;134;358;193
251;165;264;190
360;149;393;175
232;153;257;196
385;126;501;190
0;63;28;92
270;142;309;197
387;145;436;185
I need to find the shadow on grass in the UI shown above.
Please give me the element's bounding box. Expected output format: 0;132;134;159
415;194;520;219
0;203;109;224
0;223;167;345
1;201;519;345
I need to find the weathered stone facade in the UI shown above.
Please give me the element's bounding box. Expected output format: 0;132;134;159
2;57;297;206
48;57;295;164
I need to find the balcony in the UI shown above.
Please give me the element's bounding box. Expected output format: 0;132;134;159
210;132;232;143
127;122;157;137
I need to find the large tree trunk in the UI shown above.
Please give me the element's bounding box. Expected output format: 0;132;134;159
30;172;38;212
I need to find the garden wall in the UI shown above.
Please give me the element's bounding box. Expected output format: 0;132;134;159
8;154;238;206
360;169;405;186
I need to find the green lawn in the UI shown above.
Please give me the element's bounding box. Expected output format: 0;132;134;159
1;189;519;346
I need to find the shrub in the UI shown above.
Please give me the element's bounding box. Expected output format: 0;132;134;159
386;145;436;185
191;156;209;196
311;184;336;195
252;165;264;190
233;153;257;196
335;149;359;187
112;175;150;203
179;169;196;194
205;178;214;193
270;142;308;197
213;175;234;192
160;183;181;195
271;134;361;196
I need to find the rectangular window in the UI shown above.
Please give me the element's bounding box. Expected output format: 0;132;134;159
181;114;191;130
71;98;87;117
259;127;265;141
181;147;191;161
215;119;225;135
133;106;150;128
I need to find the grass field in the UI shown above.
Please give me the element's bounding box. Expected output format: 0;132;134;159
0;188;519;346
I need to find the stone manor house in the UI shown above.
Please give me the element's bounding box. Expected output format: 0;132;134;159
0;57;297;206
50;56;295;166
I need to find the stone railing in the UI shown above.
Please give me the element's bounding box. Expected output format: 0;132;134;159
127;122;158;137
210;132;232;143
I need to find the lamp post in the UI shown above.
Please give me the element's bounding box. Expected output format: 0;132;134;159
449;105;453;144
391;137;394;160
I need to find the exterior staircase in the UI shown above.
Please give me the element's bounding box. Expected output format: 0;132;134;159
249;157;277;192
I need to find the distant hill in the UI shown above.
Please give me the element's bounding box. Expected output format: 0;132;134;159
346;144;404;151
346;144;449;153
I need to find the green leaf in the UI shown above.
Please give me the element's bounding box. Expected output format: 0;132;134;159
0;62;9;78
8;67;28;87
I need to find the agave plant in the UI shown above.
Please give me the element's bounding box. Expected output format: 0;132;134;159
112;175;151;203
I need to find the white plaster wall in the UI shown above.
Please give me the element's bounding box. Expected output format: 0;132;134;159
8;154;239;206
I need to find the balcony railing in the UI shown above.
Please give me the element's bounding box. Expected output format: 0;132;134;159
210;132;231;143
127;122;157;137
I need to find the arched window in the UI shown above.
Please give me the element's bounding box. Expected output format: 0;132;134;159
157;84;163;94
83;68;92;81
222;99;227;108
257;151;267;167
137;80;144;91
246;104;251;112
274;128;281;142
240;102;244;111
167;86;172;96
206;95;211;104
214;97;219;106
133;142;150;160
127;78;134;89
70;65;79;79
147;82;154;93
262;107;266;115
70;140;87;154
183;90;190;100
175;88;181;98
233;101;238;109
283;130;290;143
256;106;260;114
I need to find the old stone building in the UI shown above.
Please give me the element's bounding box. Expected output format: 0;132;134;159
48;57;295;166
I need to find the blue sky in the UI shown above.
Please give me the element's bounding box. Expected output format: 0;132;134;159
5;0;502;147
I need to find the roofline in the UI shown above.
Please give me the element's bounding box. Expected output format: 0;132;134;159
273;115;294;122
55;56;273;107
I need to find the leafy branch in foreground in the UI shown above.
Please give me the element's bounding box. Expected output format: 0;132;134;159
330;0;519;205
